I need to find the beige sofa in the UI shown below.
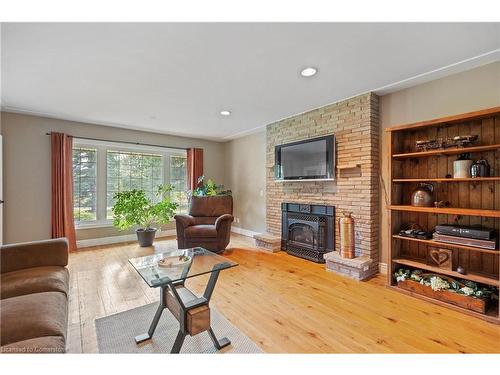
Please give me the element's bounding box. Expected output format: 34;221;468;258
0;238;69;353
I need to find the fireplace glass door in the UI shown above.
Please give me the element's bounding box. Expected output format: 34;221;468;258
289;223;317;249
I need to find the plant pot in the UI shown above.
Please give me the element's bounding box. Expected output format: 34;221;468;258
136;228;157;247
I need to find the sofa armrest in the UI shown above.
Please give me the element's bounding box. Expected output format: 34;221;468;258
174;214;196;228
1;238;69;274
215;214;234;231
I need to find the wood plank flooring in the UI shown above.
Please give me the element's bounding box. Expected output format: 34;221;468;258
67;234;500;353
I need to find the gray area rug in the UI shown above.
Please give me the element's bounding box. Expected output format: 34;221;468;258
95;303;262;353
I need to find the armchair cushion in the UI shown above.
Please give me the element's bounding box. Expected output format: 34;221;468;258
184;225;217;238
1;238;69;274
1;266;69;300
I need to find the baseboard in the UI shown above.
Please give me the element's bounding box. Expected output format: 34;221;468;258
378;262;388;275
231;226;259;238
76;229;177;248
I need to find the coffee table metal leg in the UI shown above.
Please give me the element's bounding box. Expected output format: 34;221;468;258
171;330;186;353
135;286;166;344
207;328;231;350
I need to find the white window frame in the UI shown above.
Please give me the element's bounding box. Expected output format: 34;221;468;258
73;138;187;229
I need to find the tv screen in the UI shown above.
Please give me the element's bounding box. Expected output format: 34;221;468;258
275;135;335;180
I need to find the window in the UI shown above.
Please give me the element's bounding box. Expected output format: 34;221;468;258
71;140;187;227
106;151;164;219
72;147;97;224
169;155;188;213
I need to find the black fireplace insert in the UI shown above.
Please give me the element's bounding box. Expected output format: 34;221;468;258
281;203;335;263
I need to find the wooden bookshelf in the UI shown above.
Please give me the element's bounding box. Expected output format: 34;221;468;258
386;106;500;324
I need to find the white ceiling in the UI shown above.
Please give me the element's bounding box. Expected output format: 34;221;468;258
1;23;500;141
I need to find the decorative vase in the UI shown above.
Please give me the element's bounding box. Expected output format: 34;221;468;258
453;153;473;178
411;183;434;207
339;212;355;259
470;159;490;178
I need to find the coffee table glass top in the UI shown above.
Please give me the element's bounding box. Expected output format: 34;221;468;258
129;247;238;287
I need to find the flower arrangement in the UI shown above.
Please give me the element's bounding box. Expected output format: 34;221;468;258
393;268;498;301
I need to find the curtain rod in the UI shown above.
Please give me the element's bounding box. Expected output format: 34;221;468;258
45;132;188;151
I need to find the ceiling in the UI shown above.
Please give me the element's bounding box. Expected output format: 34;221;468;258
1;23;500;141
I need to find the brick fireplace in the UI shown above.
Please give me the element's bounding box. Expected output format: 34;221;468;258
266;92;380;279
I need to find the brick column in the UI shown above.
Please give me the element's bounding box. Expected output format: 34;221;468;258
266;92;380;276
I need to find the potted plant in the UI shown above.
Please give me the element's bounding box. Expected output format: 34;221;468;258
112;184;178;247
191;175;231;197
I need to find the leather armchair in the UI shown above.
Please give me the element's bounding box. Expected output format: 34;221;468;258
175;195;234;253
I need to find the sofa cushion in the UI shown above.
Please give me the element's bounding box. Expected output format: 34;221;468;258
1;266;69;300
0;291;68;346
184;225;218;238
0;336;65;354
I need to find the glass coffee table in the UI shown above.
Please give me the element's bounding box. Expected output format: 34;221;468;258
129;247;238;353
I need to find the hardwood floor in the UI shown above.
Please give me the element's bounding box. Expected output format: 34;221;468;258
67;234;500;353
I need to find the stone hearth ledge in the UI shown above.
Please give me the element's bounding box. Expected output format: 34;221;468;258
324;251;376;281
253;233;281;253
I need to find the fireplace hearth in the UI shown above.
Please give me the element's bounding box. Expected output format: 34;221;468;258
281;203;335;263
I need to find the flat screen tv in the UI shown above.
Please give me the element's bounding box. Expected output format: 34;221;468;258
275;135;335;181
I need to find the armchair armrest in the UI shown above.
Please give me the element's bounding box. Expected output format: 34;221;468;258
1;238;69;274
215;214;234;231
174;214;196;228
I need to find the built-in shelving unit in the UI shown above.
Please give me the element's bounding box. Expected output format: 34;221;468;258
386;106;500;324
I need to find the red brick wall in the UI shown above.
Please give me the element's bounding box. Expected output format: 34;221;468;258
266;92;380;268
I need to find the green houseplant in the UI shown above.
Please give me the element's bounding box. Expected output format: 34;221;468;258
112;184;178;247
192;175;231;197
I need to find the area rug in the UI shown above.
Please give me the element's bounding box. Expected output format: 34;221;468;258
95;303;262;353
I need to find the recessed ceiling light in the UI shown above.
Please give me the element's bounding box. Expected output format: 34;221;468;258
220;110;231;116
300;67;318;77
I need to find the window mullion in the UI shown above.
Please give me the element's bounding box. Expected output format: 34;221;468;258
96;145;107;222
164;153;170;198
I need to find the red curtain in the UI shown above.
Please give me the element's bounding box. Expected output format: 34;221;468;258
186;148;203;190
51;132;77;251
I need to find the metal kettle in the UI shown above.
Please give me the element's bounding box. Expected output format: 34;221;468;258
411;183;434;207
471;159;490;178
